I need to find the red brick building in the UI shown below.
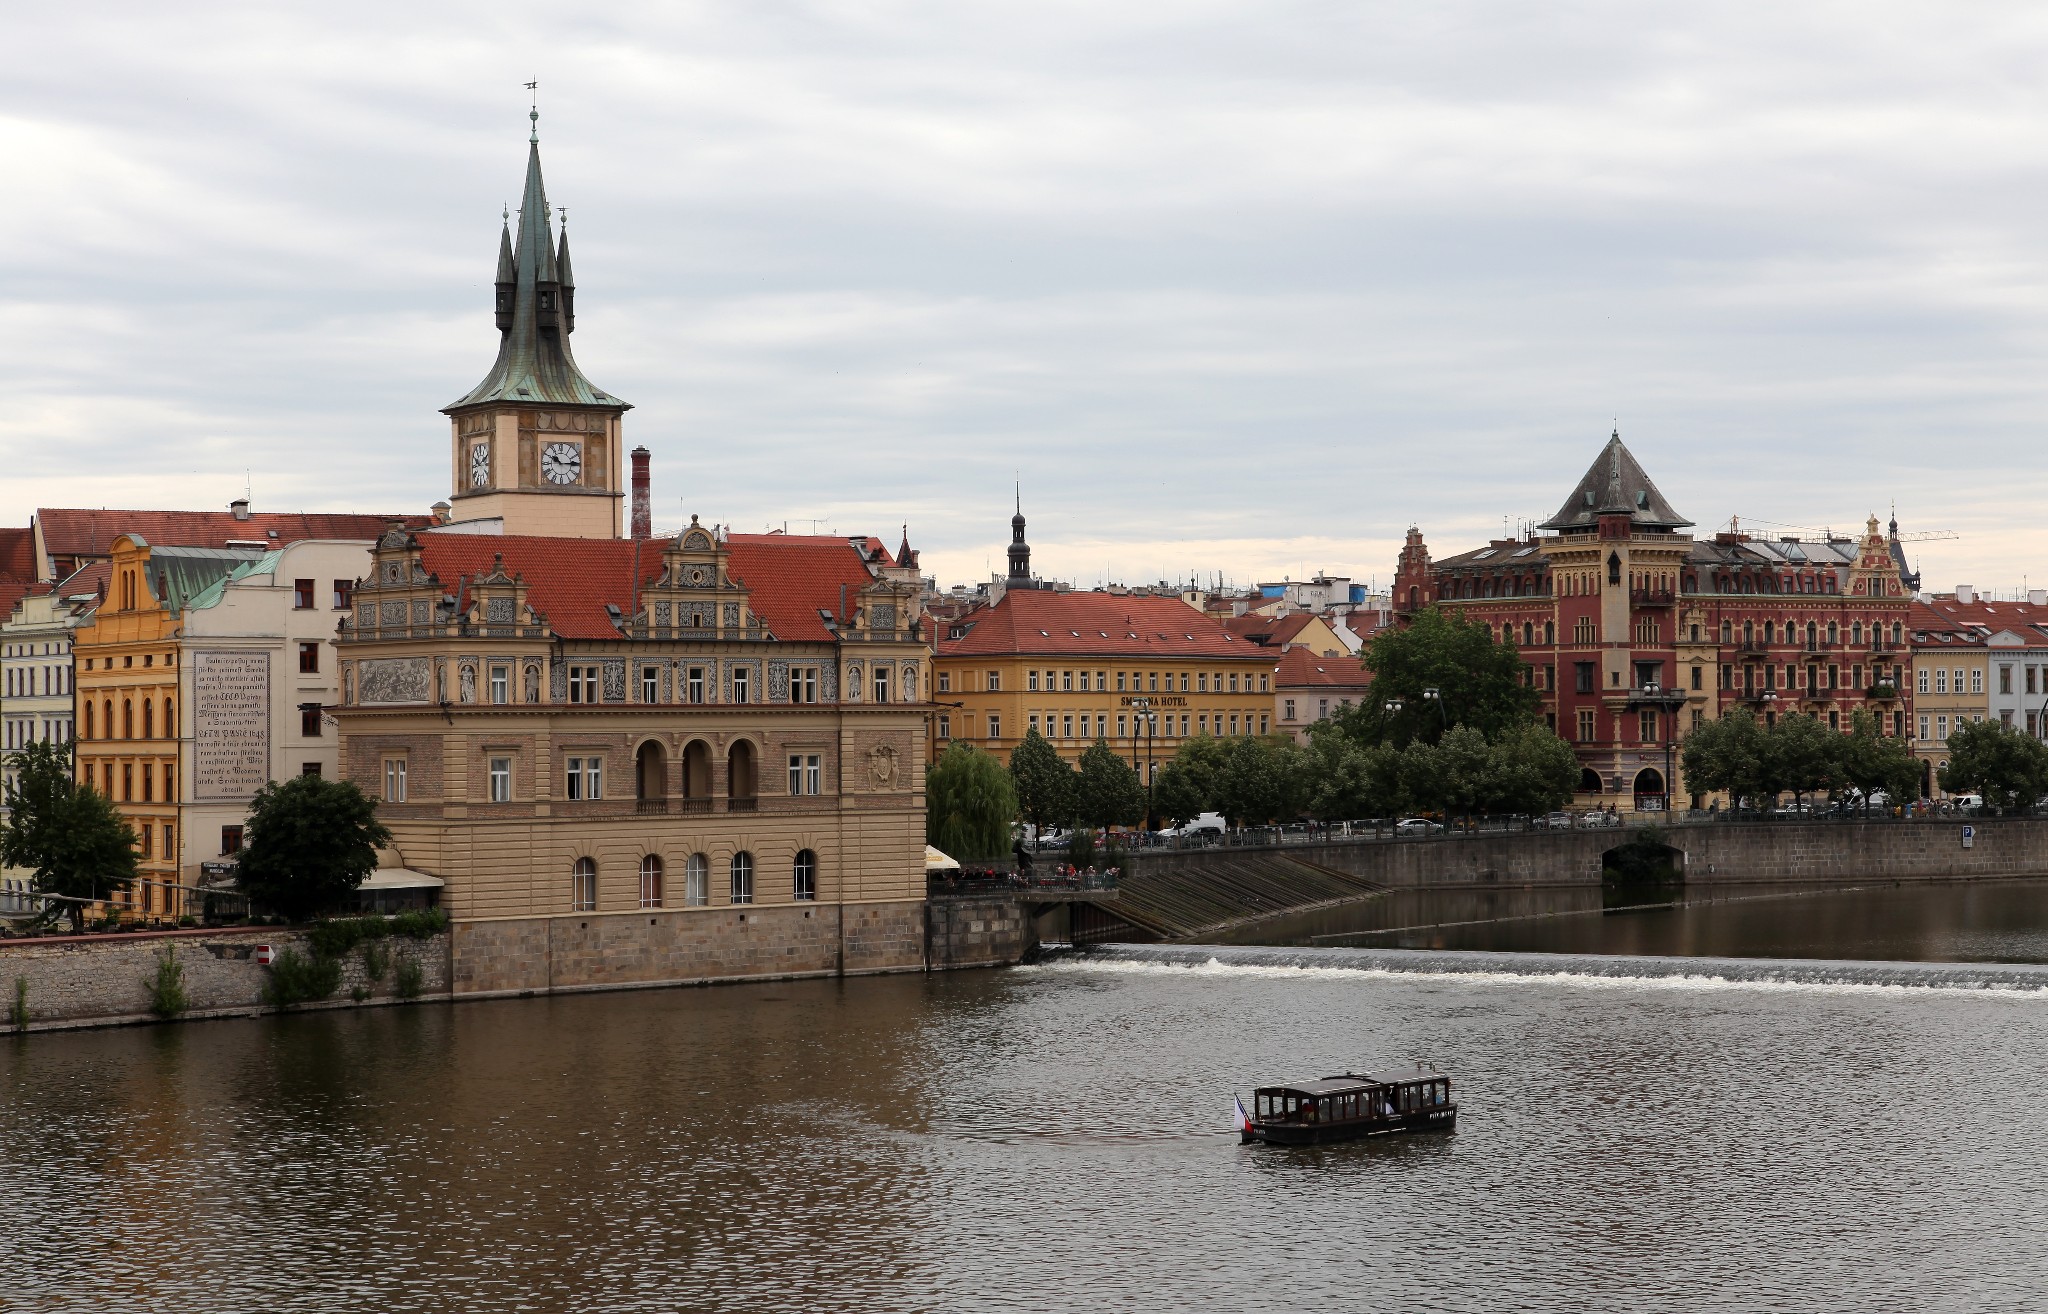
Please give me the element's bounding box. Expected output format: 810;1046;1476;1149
1393;433;1915;809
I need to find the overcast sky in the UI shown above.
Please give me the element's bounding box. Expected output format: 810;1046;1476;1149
6;2;2048;595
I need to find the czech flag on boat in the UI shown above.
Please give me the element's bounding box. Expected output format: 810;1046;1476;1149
1234;1095;1254;1135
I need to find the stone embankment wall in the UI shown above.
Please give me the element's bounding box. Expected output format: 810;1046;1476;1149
1;927;452;1034
1132;816;2048;892
926;896;1033;969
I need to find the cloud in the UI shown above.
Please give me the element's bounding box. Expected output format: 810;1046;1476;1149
3;1;2047;594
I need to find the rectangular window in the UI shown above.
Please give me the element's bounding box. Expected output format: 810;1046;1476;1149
490;665;510;704
332;579;352;610
1117;714;1128;737
1116;671;1127;692
1577;709;1596;743
1028;713;1040;736
1975;669;1987;695
987;713;1001;739
936;671;951;693
987;671;1000;692
2000;666;2012;695
292;578;315;609
383;759;407;802
937;714;951;739
793;667;818;703
731;667;751;704
1318;698;1329;719
873;666;890;703
1179;673;1191;692
1690;665;1703;691
220;825;243;855
1575;662;1595;694
1828;665;1839;690
298;642;320;674
301;762;321;777
566;756;603;800
687;667;706;704
788;754;822;796
1199;715;1210;736
1229;673;1240;693
1918;714;1931;741
1062;714;1073;738
1148;672;1159;692
568;666;600;703
300;705;323;738
139;824;151;859
1061;670;1073;692
1640;711;1658;742
1259;714;1269;734
1935;669;1948;695
1028;669;1041;691
1918;668;1930;695
489;757;511;802
1284;698;1297;720
2033;667;2042;696
1937;714;1949;740
1198;673;1209;693
641;666;660;702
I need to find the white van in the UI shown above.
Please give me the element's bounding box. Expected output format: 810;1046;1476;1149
1161;812;1227;839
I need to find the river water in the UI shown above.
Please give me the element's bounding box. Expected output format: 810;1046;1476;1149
6;882;2048;1313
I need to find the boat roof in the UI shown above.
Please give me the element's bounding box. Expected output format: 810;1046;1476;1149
1257;1068;1447;1096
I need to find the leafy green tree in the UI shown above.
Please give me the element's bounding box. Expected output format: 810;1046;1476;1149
925;742;1018;862
1008;730;1076;833
1;739;137;933
1483;722;1580;815
1214;736;1304;825
1940;719;2048;813
1151;734;1231;824
1334;606;1539;747
236;775;392;923
1681;709;1775;809
1074;739;1146;832
1771;713;1842;808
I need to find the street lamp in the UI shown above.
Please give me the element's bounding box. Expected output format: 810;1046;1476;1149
1130;696;1158;829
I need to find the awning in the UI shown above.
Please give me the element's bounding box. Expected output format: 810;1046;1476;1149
357;869;446;892
924;845;961;872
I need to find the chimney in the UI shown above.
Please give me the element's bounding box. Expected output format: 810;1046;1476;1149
2030;589;2046;607
432;501;451;525
229;497;251;522
630;446;651;540
1955;584;1976;604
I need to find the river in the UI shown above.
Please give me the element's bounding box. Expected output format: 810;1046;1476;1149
5;881;2048;1312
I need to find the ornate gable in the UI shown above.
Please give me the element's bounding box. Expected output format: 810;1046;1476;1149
637;515;761;640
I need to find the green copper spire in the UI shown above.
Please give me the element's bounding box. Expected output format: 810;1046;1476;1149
445;115;624;412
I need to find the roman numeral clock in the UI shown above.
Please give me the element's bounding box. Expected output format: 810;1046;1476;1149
540;442;582;485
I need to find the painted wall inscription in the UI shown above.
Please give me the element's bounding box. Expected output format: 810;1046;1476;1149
193;650;270;802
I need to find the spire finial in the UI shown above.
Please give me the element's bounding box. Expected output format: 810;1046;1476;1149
525;80;539;142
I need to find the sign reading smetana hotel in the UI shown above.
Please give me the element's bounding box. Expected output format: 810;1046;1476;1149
193;650;270;801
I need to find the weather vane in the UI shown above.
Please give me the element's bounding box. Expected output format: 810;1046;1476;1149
525;80;539;141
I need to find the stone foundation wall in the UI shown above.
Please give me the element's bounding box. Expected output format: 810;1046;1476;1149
451;897;932;997
926;896;1034;968
0;927;453;1033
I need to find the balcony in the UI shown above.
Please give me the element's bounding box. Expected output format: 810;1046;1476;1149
1630;586;1675;607
1865;684;1900;701
727;797;759;813
1734;639;1770;654
635;799;669;815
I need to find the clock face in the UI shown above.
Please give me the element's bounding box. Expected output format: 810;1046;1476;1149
469;443;490;488
540;442;582;485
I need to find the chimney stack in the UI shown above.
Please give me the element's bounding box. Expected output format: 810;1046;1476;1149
431;501;451;525
630;446;651;540
1955;584;1976;604
230;497;251;522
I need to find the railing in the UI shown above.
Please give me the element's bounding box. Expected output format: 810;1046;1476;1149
1734;639;1770;654
1866;685;1900;700
727;797;758;812
676;797;713;814
635;799;668;815
930;870;1121;896
1630;587;1675;606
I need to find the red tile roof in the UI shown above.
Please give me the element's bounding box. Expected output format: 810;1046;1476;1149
412;531;885;642
938;589;1265;660
36;508;428;562
0;581;41;626
1912;597;2048;645
0;526;34;581
1273;646;1374;689
1224;612;1327;648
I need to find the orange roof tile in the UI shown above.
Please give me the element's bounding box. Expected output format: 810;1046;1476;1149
1273;646;1374;689
0;526;34;581
36;508;428;561
938;589;1264;660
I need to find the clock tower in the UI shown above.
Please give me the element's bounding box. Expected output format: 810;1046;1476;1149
442;110;630;538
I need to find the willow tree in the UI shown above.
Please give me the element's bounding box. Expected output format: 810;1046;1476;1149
926;742;1018;862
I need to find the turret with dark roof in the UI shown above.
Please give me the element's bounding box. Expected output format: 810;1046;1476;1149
1539;430;1691;533
446;110;624;412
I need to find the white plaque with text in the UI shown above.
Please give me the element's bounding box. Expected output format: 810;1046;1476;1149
193;650;271;802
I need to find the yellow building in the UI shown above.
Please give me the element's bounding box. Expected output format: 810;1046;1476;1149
931;588;1276;779
1909;600;1992;800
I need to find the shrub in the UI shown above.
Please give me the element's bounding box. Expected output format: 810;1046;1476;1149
306;915;389;959
361;941;390;981
350;985;370;1003
176;915;197;928
391;907;448;939
1066;828;1097;869
393;954;424;1001
262;947;343;1008
145;945;188;1020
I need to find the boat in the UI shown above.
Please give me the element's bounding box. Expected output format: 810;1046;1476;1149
1236;1067;1457;1145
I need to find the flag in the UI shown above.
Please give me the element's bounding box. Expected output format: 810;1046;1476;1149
1234;1095;1254;1136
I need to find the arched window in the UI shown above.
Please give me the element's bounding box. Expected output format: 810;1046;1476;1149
1720;621;1732;643
1522;622;1534;646
103;700;113;740
164;697;174;737
1827;622;1838;645
1544;620;1555;645
686;854;708;906
639;855;663;909
681;740;712;802
141;763;153;802
142;699;153;740
571;857;597;911
730;852;755;905
122;700;133;739
1891;623;1902;645
794;850;817;901
727;741;758;807
1805;622;1816;649
83;702;94;739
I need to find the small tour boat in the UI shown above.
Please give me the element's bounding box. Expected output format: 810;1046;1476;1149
1235;1068;1457;1145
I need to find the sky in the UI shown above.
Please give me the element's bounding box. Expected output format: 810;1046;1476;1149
6;2;2048;596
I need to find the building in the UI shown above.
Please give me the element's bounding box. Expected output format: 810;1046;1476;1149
1272;645;1375;743
69;536;377;920
1908;588;2048;798
1;566;102;796
324;119;932;989
1395;432;1917;808
931;587;1276;777
1224;611;1350;658
26;502;419;583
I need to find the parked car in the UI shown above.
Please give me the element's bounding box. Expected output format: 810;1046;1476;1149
1534;811;1574;830
1580;810;1622;828
1393;817;1444;835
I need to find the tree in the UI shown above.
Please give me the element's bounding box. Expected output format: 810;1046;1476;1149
236;775;392;923
1347;606;1540;747
1483;722;1580;816
1074;739;1146;832
1770;714;1842;808
1151;734;1231;824
1213;736;1306;826
925;742;1018;862
0;739;137;933
1007;730;1076;833
1940;719;2048;813
1681;709;1775;809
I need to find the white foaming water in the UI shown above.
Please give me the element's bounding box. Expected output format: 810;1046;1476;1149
1028;944;2048;1001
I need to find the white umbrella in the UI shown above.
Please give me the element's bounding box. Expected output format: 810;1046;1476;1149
924;845;962;872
